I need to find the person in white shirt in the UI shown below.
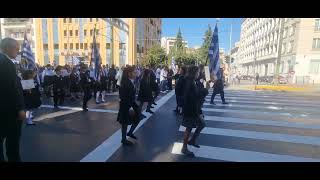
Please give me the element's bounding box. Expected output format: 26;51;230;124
116;65;125;88
156;66;161;84
160;66;168;92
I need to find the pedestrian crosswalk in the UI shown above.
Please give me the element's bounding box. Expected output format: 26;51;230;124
171;89;320;162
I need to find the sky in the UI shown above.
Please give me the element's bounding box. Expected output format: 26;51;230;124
162;18;242;53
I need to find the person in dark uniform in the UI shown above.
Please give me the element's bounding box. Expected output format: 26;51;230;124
174;66;187;115
167;67;174;90
196;64;209;114
52;66;66;108
107;64;117;92
70;67;81;101
181;65;206;157
150;64;159;106
21;70;42;125
210;68;228;105
117;66;141;145
0;38;26;162
138;69;154;114
80;64;92;111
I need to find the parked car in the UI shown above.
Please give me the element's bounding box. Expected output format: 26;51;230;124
279;76;288;84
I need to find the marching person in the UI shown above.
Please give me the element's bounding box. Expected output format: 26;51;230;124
210;68;228;105
167;66;174;91
53;66;66;108
41;64;55;97
70;67;81;101
80;64;92;111
117;66;141;145
0;38;26;162
181;65;206;157
160;66;168;92
138;69;154;114
116;65;125;90
21;69;41;125
156;65;161;85
95;64;108;103
149;64;158;106
174;66;187;115
107;64;117;93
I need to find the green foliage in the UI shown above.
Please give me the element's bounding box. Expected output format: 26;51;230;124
142;44;167;67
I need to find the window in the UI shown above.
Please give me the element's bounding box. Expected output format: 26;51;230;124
63;18;67;23
96;29;99;35
69;30;73;36
80;43;83;49
54;44;59;49
84;30;87;36
43;44;48;50
69;18;72;23
90;18;93;22
288;41;293;53
76;43;79;50
96;18;99;22
75;30;78;36
315;19;320;31
70;43;73;49
64;30;67;36
312;38;320;49
106;43;111;49
84;43;88;50
282;43;286;54
283;27;288;38
309;60;320;74
90;30;93;36
97;43;100;49
64;43;67;49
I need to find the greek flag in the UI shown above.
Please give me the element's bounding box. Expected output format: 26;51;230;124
21;33;36;70
90;28;101;80
208;24;222;80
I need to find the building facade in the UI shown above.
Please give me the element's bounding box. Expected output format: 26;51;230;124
130;18;162;65
237;18;320;84
161;37;188;55
0;18;161;67
0;18;36;57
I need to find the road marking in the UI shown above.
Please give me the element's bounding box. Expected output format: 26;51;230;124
204;99;320;108
179;126;320;146
171;142;320;162
211;93;314;100
40;105;118;114
80;90;175;162
202;102;320;112
33;109;81;122
201;107;311;118
204;115;320;129
205;96;320;105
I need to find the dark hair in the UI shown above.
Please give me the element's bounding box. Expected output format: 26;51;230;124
142;69;151;82
22;70;34;80
180;66;187;76
121;66;135;87
186;65;199;80
55;65;63;72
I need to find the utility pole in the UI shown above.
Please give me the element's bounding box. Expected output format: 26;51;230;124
275;18;285;85
253;27;257;83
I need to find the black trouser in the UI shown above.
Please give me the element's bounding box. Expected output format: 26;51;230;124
121;123;138;141
82;88;92;109
0;120;22;162
138;101;152;113
168;78;173;90
108;77;116;92
53;89;65;106
210;90;225;103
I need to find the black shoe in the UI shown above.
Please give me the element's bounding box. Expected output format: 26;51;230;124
181;148;195;157
82;108;88;112
188;141;200;148
141;114;147;118
222;102;229;104
149;105;155;109
26;122;36;126
54;105;59;109
210;102;216;105
127;133;137;140
121;139;133;146
153;102;157;105
146;109;154;114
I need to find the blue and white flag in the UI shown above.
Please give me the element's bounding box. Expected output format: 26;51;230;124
21;33;36;70
90;28;101;80
208;24;222;80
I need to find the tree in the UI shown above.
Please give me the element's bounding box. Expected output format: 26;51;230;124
168;27;187;65
199;24;213;65
142;44;167;67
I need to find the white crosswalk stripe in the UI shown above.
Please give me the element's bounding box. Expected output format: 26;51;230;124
172;90;320;162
